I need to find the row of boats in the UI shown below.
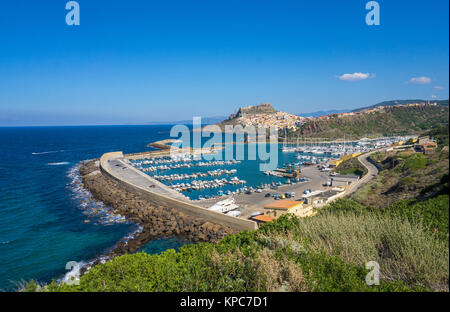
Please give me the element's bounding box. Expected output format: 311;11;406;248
153;169;237;181
133;159;241;172
168;177;247;193
296;154;332;165
131;154;202;166
282;136;414;156
282;144;371;156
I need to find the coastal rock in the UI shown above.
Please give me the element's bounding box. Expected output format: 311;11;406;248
78;160;238;262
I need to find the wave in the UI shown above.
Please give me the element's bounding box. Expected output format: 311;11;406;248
47;162;70;166
32;150;64;155
60;224;144;285
59;163;144;285
67;164;127;225
67;164;128;225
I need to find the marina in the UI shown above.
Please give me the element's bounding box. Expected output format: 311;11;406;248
130;136;412;202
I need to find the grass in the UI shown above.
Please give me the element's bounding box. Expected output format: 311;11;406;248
351;149;449;208
25;135;449;292
310;208;448;290
336;157;368;177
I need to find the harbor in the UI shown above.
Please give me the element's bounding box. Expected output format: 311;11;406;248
123;135;413;223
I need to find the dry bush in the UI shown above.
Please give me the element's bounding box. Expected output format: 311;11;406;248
257;248;308;292
291;211;449;291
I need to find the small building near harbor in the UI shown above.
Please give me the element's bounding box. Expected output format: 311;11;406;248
302;189;344;207
264;200;314;218
418;136;433;145
330;174;360;187
414;140;438;154
250;214;277;226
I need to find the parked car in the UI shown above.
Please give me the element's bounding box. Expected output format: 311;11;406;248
265;193;271;197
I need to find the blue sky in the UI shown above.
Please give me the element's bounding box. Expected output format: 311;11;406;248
0;0;448;126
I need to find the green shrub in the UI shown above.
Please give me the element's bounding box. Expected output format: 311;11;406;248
40;204;448;292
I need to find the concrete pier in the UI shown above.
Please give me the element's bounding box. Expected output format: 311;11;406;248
100;152;258;231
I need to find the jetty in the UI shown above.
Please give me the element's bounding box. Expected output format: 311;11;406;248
99;151;257;231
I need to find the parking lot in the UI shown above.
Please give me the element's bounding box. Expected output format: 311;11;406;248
197;165;330;219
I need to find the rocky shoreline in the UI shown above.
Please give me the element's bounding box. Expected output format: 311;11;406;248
78;159;238;269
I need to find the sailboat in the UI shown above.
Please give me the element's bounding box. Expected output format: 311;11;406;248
282;129;296;152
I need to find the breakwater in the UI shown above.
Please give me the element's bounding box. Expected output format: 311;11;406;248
79;160;239;262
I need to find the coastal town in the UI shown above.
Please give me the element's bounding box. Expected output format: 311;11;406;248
233;108;304;131
104;133;428;229
221;101;442;132
78;100;446;234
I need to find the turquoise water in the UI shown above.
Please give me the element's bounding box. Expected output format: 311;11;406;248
0;126;177;291
0;126;334;290
133;144;305;200
138;237;190;255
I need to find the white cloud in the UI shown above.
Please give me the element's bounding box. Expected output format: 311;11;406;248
433;85;445;90
338;72;373;81
408;76;431;84
431;95;437;99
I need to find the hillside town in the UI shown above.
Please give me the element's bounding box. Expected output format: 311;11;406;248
222;101;442;132
235;110;305;131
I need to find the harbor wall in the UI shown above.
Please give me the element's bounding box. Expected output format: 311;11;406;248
99;152;258;231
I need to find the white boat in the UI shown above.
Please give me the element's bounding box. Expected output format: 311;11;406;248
208;198;239;213
226;210;241;217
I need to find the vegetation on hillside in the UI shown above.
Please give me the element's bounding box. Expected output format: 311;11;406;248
335;157;368;177
26;116;449;293
352;148;449;208
29;205;448;292
291;105;449;140
31;174;449;292
424;125;450;148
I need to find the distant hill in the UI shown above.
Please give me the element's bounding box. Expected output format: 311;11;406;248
290;104;449;140
352;99;449;112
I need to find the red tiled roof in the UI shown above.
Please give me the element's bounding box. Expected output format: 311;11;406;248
251;215;277;222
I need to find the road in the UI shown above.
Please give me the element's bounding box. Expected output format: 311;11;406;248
345;148;385;195
105;158;190;201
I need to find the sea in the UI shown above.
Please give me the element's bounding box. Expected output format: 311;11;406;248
0;125;324;291
0;125;190;291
